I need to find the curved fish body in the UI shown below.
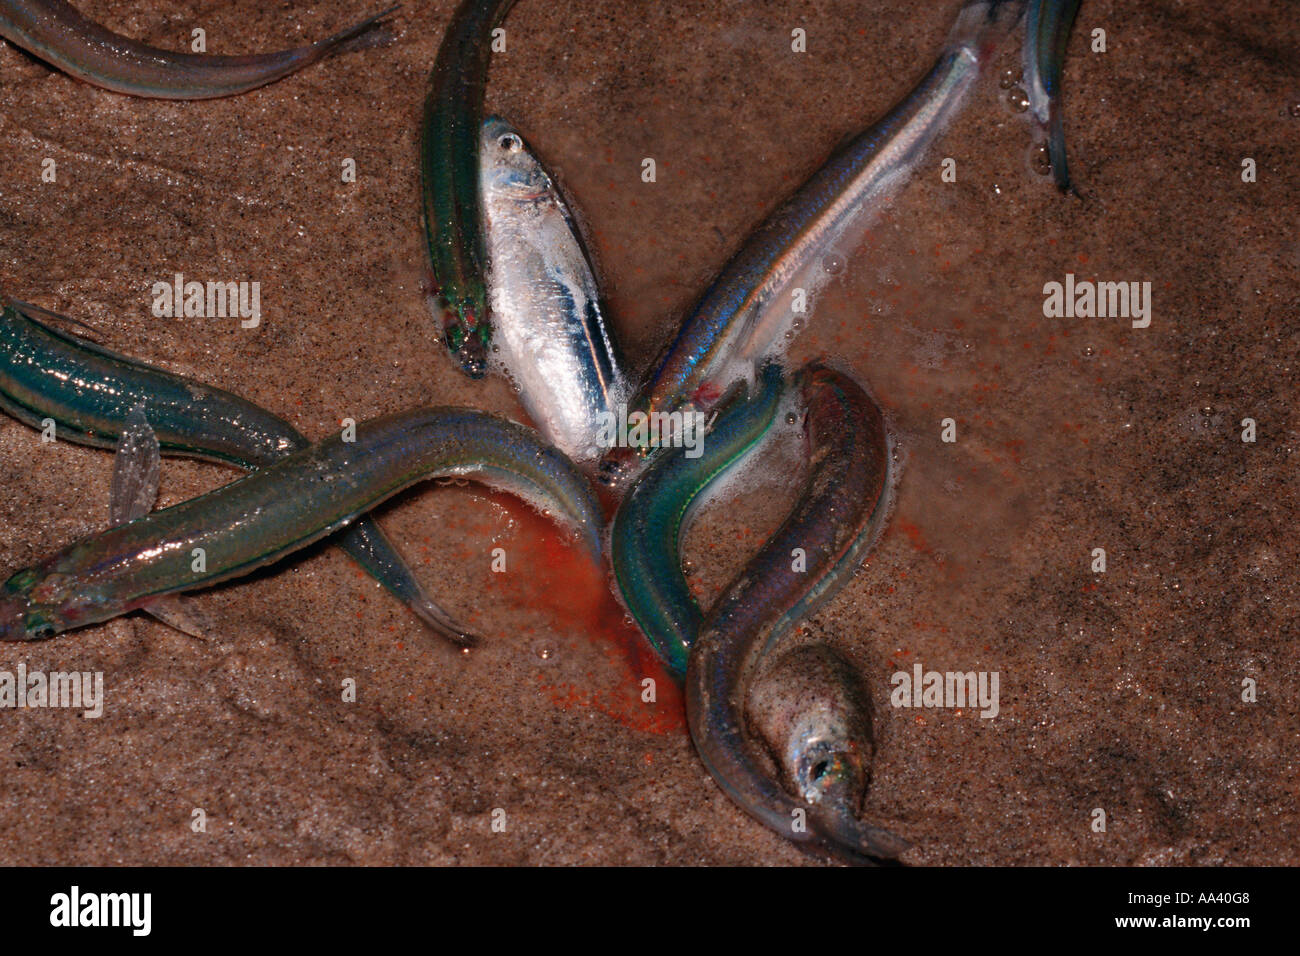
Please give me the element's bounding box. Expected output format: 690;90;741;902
0;1;395;99
421;0;518;378
602;0;1022;482
1023;0;1082;192
0;298;474;644
481;116;629;467
611;363;785;679
686;364;907;864
0;405;603;641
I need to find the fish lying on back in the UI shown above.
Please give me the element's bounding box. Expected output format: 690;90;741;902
479;115;629;468
0;0;394;98
0;405;602;642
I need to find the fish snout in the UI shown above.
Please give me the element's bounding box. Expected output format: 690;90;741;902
456;343;488;379
0;592;45;642
795;740;870;808
444;313;490;379
949;0;1026;60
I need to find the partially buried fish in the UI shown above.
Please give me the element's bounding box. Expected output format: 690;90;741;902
0;405;602;642
479;115;628;468
0;0;395;98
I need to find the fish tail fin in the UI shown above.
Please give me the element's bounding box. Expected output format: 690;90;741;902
947;0;1027;63
317;6;401;58
406;594;480;649
8;298;105;342
1047;98;1076;194
341;521;482;648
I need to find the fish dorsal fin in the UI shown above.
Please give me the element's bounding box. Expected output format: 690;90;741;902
110;404;160;525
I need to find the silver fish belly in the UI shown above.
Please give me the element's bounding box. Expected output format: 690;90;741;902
479;116;627;466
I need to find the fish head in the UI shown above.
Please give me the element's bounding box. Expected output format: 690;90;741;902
480;116;554;205
748;644;875;806
459;115;558;379
949;0;1027;61
790;730;870;808
747;643;912;862
0;570;59;641
441;308;490;378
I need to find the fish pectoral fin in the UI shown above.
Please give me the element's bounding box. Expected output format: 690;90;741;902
144;596;208;641
110;404;161;525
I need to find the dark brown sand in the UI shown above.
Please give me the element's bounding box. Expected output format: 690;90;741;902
0;0;1296;865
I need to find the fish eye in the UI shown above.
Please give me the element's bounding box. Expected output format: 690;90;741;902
810;760;830;782
499;134;521;152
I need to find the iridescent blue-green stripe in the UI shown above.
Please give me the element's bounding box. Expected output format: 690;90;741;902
611;363;786;680
420;0;519;378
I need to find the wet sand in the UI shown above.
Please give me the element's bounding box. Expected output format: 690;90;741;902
0;0;1296;865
